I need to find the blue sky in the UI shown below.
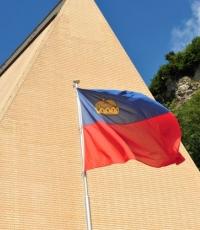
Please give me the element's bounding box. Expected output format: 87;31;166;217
1;0;200;86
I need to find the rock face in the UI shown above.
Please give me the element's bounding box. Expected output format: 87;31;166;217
175;76;200;104
164;67;200;105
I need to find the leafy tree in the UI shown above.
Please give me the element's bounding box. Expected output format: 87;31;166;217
182;37;200;75
165;51;175;61
184;37;200;65
176;90;200;169
149;64;176;104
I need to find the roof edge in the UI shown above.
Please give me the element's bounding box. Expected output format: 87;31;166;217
0;0;66;77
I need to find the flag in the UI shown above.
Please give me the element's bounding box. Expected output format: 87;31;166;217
77;88;185;171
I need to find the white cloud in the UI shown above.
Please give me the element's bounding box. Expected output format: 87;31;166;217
171;0;200;52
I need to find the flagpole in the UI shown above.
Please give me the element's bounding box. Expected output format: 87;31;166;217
73;80;93;230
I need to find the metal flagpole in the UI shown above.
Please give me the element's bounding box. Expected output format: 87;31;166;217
73;80;93;230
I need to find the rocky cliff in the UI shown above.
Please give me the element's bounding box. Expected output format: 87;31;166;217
165;67;200;105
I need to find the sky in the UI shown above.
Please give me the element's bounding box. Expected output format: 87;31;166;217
0;0;200;86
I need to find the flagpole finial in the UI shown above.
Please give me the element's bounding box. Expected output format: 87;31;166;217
73;80;80;88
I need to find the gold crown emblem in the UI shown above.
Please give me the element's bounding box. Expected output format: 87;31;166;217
95;98;119;115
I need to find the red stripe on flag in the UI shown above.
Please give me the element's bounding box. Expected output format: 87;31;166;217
83;113;184;170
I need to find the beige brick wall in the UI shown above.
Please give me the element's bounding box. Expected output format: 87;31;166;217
0;0;200;229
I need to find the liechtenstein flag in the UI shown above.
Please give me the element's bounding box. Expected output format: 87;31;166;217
77;88;185;171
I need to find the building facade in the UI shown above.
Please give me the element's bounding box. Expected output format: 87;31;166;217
0;0;200;229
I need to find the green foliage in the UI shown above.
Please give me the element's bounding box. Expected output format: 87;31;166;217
183;37;200;75
175;90;200;170
149;36;200;104
167;98;179;115
149;67;166;103
165;51;175;61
